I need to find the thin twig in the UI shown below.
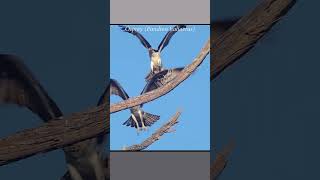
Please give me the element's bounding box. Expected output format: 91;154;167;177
123;111;181;151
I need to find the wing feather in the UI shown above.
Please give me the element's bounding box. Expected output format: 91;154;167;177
97;79;130;105
141;67;184;95
0;54;62;121
97;83;109;106
109;79;130;100
157;25;186;52
119;25;152;50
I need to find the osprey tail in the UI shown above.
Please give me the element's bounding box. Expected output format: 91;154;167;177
123;111;160;129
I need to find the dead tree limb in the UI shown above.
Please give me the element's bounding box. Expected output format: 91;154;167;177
211;0;296;80
123;111;181;151
210;0;296;178
0;103;109;166
0;39;210;166
111;39;210;113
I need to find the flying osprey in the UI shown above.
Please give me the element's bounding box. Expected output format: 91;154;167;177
109;79;160;131
212;19;239;42
0;54;108;180
119;25;186;81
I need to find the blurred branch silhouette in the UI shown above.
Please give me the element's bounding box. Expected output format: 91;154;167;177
211;0;296;80
210;0;296;179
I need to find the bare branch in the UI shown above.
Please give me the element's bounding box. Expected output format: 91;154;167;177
0;104;109;166
211;0;296;80
111;39;210;113
123;111;181;151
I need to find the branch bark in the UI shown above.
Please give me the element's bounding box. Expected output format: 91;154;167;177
211;0;296;80
210;0;296;178
0;103;109;166
123;111;181;151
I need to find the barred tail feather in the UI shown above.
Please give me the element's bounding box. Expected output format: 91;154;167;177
143;112;160;126
122;116;137;128
122;112;160;128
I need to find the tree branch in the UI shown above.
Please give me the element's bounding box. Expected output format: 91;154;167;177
0;104;109;166
110;39;210;113
123;111;181;151
0;39;209;166
211;0;296;80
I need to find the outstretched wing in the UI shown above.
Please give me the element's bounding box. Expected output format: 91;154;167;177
157;25;186;52
119;25;152;50
97;82;109;106
212;18;239;42
0;54;62;121
109;79;130;100
141;67;184;94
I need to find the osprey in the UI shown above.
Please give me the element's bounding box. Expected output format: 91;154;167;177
0;54;108;180
141;67;184;96
109;79;160;131
119;25;186;81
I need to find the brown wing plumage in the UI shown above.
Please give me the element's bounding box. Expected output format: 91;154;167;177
157;25;186;52
109;79;130;100
211;141;235;180
0;54;62;121
97;83;109;106
141;67;184;95
119;25;152;50
212;19;239;42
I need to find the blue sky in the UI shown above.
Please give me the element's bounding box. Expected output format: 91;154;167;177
110;25;210;150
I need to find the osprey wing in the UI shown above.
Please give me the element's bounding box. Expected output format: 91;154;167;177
0;54;62;121
141;67;184;94
119;25;152;50
109;79;130;101
157;25;186;52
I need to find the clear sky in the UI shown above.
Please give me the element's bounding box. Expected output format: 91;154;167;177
110;25;210;150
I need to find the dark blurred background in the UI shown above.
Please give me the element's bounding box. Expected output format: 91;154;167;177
212;0;320;179
0;0;108;179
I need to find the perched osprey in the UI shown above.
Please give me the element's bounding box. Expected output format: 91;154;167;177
109;79;160;131
141;67;184;96
119;25;186;81
212;19;239;42
0;54;108;180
